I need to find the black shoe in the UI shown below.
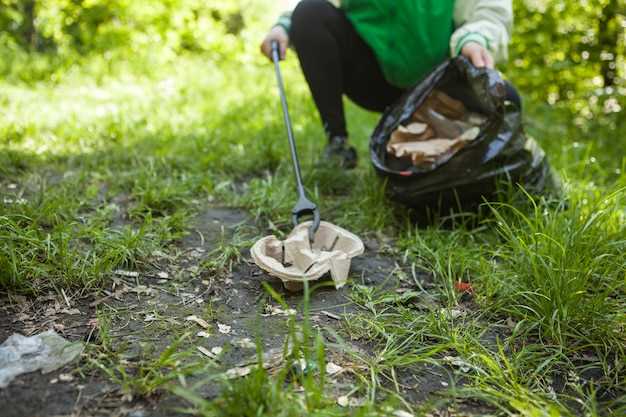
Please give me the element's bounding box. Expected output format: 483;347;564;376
323;136;358;169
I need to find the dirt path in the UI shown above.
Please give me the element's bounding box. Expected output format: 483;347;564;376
1;207;451;417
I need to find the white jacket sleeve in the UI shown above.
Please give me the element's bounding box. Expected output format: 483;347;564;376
451;0;513;63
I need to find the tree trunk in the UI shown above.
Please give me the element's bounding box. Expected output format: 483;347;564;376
21;0;38;51
598;0;619;87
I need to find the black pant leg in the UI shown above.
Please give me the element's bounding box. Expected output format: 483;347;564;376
290;0;403;138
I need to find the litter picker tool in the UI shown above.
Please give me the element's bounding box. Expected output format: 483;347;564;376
271;40;321;242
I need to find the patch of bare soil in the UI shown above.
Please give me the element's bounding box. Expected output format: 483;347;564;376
0;292;119;417
0;207;458;417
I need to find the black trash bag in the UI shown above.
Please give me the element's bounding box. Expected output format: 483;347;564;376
370;57;557;215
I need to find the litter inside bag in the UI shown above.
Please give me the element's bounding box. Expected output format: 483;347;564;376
251;221;364;292
370;57;557;214
386;90;485;168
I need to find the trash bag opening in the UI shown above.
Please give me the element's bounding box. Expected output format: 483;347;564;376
374;58;506;176
370;57;557;212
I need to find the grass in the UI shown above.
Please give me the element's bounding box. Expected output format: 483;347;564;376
1;6;625;416
201;227;256;276
484;191;625;346
90;327;206;399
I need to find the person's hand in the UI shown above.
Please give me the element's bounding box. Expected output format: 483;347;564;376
461;42;494;69
260;26;289;61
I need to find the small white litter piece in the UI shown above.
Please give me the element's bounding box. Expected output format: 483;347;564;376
251;221;364;291
0;330;84;388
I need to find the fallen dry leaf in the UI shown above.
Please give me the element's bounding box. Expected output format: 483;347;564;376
197;346;218;360
225;366;252;379
453;281;474;294
325;362;343;376
263;305;297;317
217;323;231;334
233;338;255;349
321;310;341;320
337;396;366;408
58;373;74;382
186;315;210;329
443;356;472;373
14;313;30;322
114;270;139;278
506;317;517;329
439;308;464;319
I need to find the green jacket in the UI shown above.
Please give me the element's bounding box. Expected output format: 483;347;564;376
276;0;513;88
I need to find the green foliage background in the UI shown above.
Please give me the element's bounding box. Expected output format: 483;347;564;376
507;0;624;123
1;0;624;99
0;0;257;82
0;0;246;54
